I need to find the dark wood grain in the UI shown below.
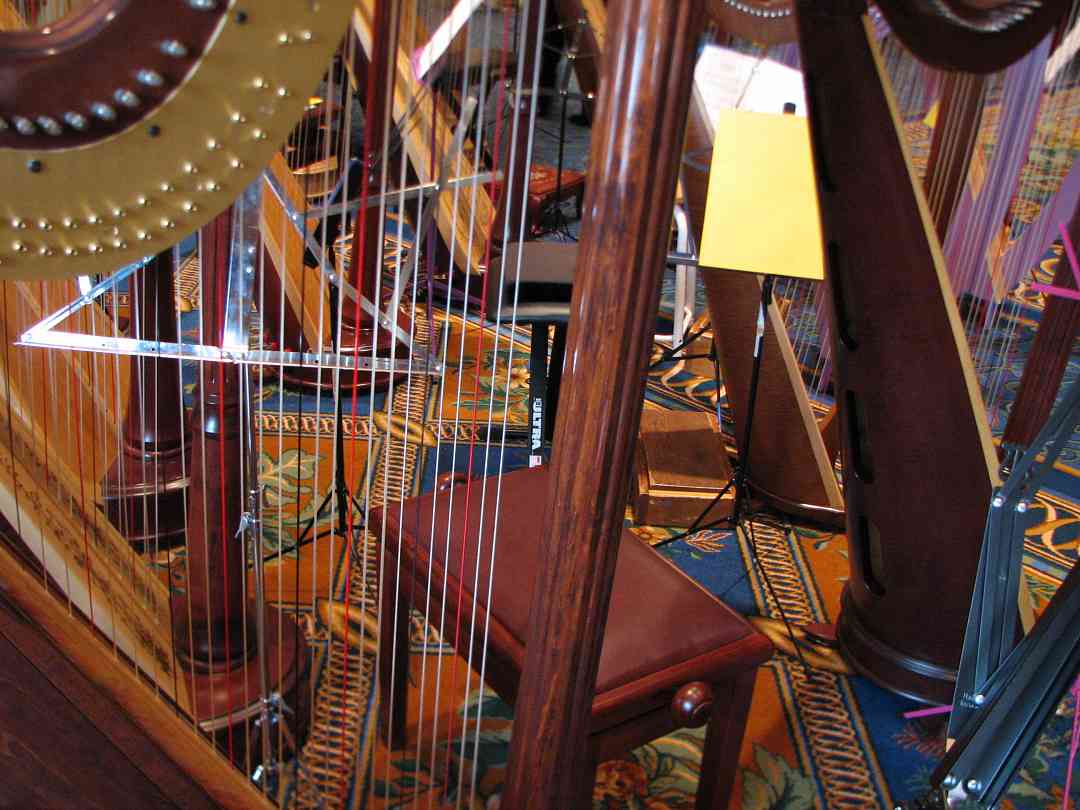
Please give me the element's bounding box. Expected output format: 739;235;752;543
0;634;182;810
0;1;225;149
706;0;796;44
795;0;999;703
0;596;218;810
693;670;757;810
0;539;272;809
873;0;1069;73
499;0;706;804
102;251;190;551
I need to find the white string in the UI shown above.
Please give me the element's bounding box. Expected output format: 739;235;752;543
467;2;547;805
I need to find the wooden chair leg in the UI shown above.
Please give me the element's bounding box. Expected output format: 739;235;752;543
695;670;757;810
378;566;410;750
575;741;598;810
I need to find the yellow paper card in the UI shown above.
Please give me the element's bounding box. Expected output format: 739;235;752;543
699;110;825;281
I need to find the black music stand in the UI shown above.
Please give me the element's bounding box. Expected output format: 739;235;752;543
654;272;776;547
903;376;1080;809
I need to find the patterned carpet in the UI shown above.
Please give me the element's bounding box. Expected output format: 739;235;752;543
225;259;1080;808
232;80;1080;809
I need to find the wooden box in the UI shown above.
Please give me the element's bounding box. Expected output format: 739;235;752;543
633;409;735;528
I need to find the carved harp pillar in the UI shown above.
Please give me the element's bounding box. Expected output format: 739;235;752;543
174;210;308;758
794;0;1004;703
102;251;189;551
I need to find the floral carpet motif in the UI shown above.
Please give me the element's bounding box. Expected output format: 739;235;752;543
221;275;1080;809
251;307;1074;809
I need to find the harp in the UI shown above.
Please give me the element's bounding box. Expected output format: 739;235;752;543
555;0;1074;710
0;0;768;806
0;0;1075;809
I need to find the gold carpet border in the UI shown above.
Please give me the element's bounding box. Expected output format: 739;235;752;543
740;522;891;808
257;412;374;441
290;312;433;809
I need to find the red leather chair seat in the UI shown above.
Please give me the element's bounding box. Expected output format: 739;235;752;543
373;465;770;709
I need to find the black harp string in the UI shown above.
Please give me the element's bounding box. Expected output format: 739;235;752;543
194;226;219;753
288;64;314;773
233;198;254;779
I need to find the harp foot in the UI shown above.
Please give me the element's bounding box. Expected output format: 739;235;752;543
173;598;312;769
837;586;957;705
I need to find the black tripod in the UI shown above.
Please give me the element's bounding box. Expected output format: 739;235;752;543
654;273;777;548
293;283;354;546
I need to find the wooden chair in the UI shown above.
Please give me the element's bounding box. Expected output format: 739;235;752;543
372;465;773;809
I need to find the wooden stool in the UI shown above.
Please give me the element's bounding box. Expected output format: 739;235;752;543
371;465;773;809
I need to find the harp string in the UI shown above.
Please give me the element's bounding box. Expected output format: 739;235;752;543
995;4;1080;420
196;231;219;752
408;0;482;790
288;79;311;773
363;0;404;790
175;243;198;734
466;3;549;804
339;0;398;786
307;47;341;779
273;95;289;777
441;3;516;796
36;280;50;590
238;194;255;775
973;29;1069;425
375;0;429;796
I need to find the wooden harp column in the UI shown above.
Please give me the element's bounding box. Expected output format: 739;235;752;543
501;0;705;804
174;210;309;759
102;251;189;551
794;0;1001;703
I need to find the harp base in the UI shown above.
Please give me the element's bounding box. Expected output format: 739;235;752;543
837;585;957;705
174;598;312;768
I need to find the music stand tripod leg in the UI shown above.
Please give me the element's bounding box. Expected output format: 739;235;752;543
654;274;774;548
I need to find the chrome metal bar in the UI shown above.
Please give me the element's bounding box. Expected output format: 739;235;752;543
223;183;262;353
15;331;443;375
666;250;700;267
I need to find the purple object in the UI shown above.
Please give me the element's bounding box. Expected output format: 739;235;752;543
943;35;1051;302
996;158;1080;295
